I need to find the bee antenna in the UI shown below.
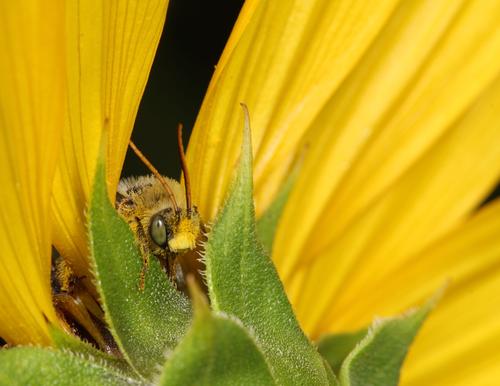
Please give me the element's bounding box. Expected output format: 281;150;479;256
129;140;179;211
177;123;192;214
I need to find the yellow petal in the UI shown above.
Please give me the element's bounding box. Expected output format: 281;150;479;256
399;203;500;384
51;0;168;275
274;0;500;279
321;199;500;335
402;273;500;386
292;70;500;335
188;0;400;221
406;283;500;385
0;1;65;344
189;4;500;368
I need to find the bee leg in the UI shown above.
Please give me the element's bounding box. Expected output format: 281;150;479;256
134;217;150;291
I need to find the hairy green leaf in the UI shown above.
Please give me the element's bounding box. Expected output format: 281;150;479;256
317;329;367;374
88;153;191;379
159;283;275;386
204;106;329;385
0;347;141;386
339;301;434;386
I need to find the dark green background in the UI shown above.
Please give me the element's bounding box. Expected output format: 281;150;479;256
123;1;244;179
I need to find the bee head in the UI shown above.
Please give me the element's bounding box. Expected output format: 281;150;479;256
149;207;201;253
131;122;201;256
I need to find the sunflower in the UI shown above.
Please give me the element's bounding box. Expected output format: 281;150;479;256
1;1;499;385
188;2;500;384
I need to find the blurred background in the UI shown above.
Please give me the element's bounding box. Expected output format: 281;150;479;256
122;0;244;179
123;0;499;205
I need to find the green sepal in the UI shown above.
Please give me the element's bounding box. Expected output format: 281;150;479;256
50;327;134;377
88;145;191;379
317;329;367;374
159;279;275;386
323;359;341;386
339;298;437;386
204;105;329;385
256;154;300;252
0;347;142;386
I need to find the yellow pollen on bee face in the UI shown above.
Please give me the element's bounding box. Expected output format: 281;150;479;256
168;217;200;252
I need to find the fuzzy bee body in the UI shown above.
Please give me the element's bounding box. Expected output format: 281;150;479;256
116;175;201;289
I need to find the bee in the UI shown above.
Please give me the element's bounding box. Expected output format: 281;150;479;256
116;124;202;291
50;125;200;353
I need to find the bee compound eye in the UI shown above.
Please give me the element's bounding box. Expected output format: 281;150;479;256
150;214;167;248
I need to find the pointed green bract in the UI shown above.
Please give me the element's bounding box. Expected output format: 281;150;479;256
0;347;141;386
159;282;275;386
88;153;191;379
317;329;368;374
339;301;434;386
256;157;300;253
204;106;329;385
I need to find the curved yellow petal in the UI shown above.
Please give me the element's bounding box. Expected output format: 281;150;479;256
402;274;500;386
405;276;500;386
400;204;500;385
188;0;400;221
190;8;500;378
293;71;500;335
0;1;65;345
207;0;260;90
313;197;500;332
51;0;168;275
274;0;500;279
